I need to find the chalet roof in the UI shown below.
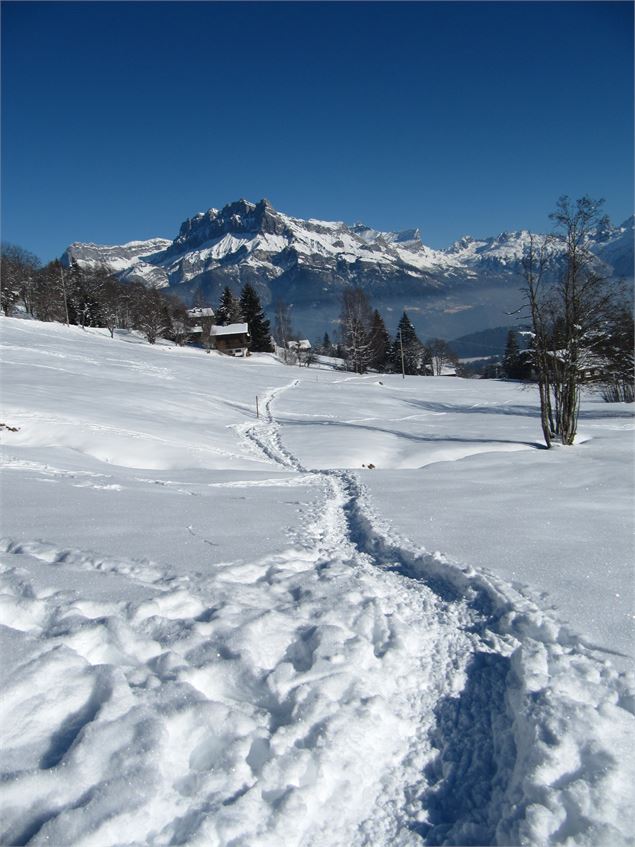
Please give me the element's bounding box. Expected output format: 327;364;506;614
187;307;215;318
210;322;249;337
287;339;311;350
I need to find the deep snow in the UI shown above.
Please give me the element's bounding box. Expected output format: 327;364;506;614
1;317;633;847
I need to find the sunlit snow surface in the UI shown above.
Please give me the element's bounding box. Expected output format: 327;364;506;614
1;317;633;847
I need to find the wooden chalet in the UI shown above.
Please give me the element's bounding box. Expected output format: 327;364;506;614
209;323;251;357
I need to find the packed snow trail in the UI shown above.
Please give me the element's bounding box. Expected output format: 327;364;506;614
234;381;485;844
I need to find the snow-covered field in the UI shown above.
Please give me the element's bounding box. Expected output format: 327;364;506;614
1;316;633;847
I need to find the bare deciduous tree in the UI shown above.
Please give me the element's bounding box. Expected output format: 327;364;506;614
1;243;40;316
273;299;294;348
521;233;556;445
522;196;624;447
427;337;458;376
137;288;171;344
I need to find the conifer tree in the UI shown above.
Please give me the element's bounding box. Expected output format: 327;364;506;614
340;287;373;374
392;311;424;375
216;286;243;325
239;283;272;352
502;330;524;379
369;310;390;371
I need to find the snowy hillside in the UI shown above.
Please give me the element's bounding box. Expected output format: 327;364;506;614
1;316;634;846
63;200;634;340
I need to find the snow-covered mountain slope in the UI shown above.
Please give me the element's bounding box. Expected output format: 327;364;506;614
63;200;634;339
1;317;634;845
63;237;173;288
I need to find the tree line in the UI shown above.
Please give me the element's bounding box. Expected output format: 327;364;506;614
1;247;273;352
327;286;458;376
1;246;189;343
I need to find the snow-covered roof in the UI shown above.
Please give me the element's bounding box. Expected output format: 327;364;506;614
187;307;215;318
287;339;311;350
210;322;249;337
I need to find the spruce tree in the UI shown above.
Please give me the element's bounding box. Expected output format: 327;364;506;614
239;283;272;352
369;310;390;372
502;330;519;377
216;286;243;325
393;311;424;375
502;329;529;379
340;287;373;374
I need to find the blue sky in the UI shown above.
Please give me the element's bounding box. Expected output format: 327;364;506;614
2;1;633;261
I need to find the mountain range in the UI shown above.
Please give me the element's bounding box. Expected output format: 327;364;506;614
63;199;634;340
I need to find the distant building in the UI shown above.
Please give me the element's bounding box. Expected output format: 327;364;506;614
186;307;215;319
210;323;251;357
183;308;251;356
287;339;311;351
185;307;215;346
186;307;215;332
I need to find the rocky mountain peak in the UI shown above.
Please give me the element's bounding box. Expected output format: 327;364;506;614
169;198;289;256
392;228;421;244
350;223;422;248
447;235;478;253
